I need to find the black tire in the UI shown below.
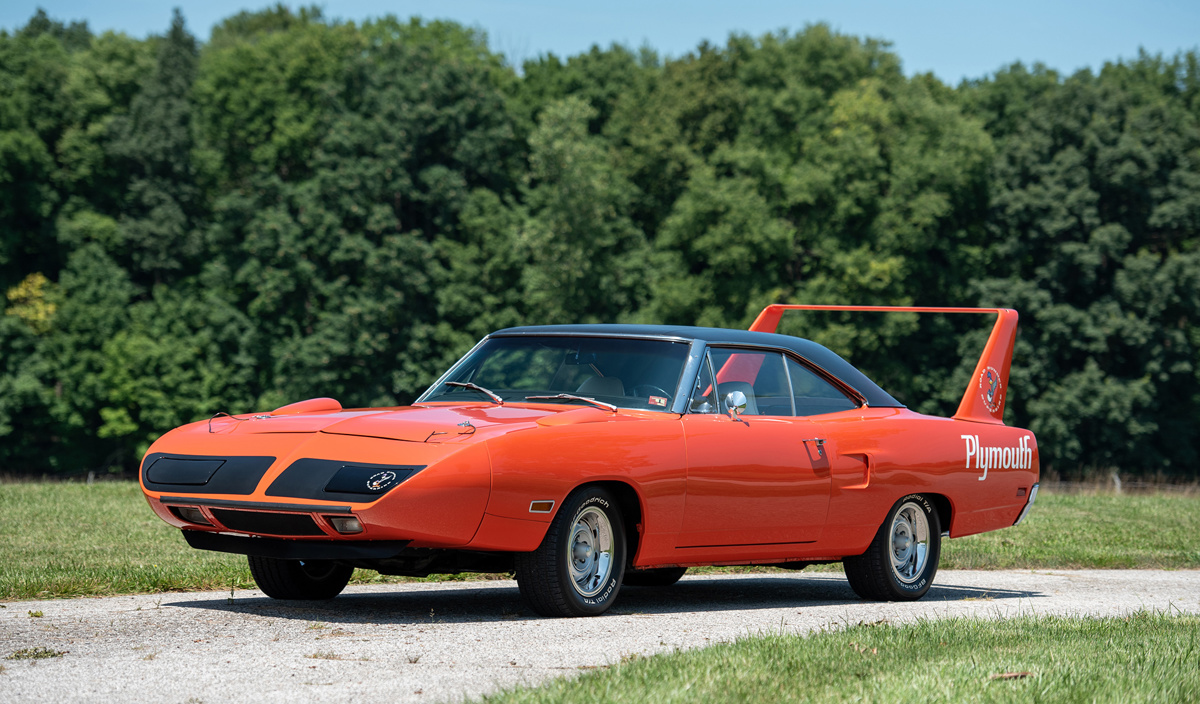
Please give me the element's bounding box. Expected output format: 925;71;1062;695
247;556;353;600
843;494;941;601
515;486;626;617
623;567;688;587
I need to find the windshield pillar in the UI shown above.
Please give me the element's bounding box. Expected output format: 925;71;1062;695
671;340;709;414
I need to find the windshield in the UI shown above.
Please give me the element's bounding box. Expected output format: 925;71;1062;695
423;336;691;411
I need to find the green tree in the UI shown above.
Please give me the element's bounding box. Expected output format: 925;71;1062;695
108;9;204;281
199;12;521;407
1;9;1197;478
962;55;1200;474
0;22;71;289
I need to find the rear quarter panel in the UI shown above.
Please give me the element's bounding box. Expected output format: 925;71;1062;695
815;408;1039;554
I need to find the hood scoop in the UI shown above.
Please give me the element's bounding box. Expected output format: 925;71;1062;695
272;397;342;415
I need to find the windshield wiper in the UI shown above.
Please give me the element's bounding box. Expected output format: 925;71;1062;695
525;393;617;413
444;381;504;405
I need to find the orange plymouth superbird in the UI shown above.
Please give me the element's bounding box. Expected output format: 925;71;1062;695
140;305;1039;616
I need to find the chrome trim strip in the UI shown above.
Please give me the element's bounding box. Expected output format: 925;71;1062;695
703;342;868;408
1013;483;1039;526
782;350;797;415
490;331;696;344
671;339;709;414
159;496;353;514
676;540;818;549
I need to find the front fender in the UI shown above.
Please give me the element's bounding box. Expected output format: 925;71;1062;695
465;418;687;551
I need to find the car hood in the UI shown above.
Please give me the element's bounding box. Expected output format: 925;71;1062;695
217;403;634;443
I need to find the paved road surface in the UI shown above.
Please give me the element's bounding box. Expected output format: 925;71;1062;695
3;570;1198;703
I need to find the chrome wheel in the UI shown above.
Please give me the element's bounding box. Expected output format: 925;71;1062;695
889;501;930;585
515;487;627;616
844;493;941;601
569;506;614;597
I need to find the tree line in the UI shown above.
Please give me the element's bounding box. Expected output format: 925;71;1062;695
2;7;1197;477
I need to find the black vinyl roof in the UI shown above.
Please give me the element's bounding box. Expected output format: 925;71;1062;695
492;324;904;408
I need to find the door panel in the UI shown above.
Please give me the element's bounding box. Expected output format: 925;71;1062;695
678;414;831;547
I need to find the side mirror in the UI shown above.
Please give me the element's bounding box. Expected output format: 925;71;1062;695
724;390;747;419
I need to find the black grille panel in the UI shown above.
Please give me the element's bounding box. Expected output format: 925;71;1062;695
209;509;325;536
141;453;275;495
267;458;424;502
147;457;224;485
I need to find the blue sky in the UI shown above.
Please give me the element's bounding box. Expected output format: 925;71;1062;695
3;1;1198;84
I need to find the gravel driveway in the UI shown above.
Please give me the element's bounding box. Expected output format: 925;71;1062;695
3;570;1198;703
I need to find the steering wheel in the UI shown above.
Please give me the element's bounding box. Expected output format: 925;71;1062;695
630;384;673;407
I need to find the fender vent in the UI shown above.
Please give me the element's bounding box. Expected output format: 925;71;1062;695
209;509;325;536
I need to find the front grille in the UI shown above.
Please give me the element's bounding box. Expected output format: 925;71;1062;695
141;453;275;495
209;509;325;536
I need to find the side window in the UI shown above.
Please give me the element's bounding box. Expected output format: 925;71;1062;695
707;349;792;416
785;357;858;416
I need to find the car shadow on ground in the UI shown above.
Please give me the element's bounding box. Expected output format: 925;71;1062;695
165;574;1042;626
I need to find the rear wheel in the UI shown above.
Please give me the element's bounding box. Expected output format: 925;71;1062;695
515;486;626;617
623;567;687;587
247;556;353;600
843;494;941;601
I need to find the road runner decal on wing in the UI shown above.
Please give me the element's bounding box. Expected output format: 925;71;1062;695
980;366;1003;413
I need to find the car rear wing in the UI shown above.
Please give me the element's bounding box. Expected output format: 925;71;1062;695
749;305;1019;425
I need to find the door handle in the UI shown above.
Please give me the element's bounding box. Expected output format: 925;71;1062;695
801;438;826;446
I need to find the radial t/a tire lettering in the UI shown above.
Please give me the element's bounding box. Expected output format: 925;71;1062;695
843;494;941;601
247;556;354;600
515;486;626;617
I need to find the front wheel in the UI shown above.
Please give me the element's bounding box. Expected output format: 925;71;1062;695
843;494;941;601
515;487;626;617
247;556;353;600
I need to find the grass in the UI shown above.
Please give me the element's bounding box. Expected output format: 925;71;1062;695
2;481;1198;601
0;481;256;600
477;612;1200;704
941;490;1200;569
0;481;494;600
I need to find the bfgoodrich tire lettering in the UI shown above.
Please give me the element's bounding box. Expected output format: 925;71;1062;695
247;555;353;600
843;494;941;601
515;486;627;617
